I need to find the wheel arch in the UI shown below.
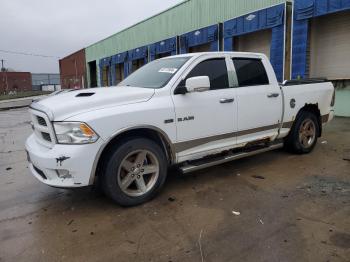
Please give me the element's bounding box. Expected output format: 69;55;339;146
89;126;175;185
296;103;322;137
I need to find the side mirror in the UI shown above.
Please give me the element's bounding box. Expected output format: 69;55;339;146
186;76;210;93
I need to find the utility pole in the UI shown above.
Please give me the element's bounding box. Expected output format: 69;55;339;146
5;70;9;94
1;59;5;72
0;59;8;94
0;60;3;94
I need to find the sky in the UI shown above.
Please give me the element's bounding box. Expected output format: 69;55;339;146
0;0;182;73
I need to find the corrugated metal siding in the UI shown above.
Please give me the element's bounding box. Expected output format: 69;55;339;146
86;0;287;86
86;0;286;61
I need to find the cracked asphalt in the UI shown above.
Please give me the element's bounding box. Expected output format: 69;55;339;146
0;108;349;262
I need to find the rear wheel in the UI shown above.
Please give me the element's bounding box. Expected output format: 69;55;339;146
284;111;319;154
102;138;168;206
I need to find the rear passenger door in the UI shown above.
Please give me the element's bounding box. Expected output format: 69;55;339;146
232;57;282;145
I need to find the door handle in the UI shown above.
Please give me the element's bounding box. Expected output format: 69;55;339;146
220;98;234;104
267;93;280;98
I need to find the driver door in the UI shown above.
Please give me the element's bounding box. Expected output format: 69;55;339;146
171;55;237;162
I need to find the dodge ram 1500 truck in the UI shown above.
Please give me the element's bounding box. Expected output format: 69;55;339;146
26;52;335;206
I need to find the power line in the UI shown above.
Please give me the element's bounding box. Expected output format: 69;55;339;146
0;49;60;59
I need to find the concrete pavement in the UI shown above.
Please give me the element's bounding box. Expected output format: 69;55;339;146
0;108;349;262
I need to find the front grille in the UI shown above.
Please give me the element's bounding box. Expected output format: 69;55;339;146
41;132;52;142
30;109;55;147
33;165;47;180
37;116;47;126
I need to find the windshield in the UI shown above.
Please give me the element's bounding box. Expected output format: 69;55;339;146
118;57;191;89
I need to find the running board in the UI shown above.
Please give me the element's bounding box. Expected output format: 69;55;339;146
180;143;284;174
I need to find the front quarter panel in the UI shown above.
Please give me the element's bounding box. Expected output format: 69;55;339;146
65;92;177;148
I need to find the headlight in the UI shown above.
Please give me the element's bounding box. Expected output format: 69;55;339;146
53;122;99;144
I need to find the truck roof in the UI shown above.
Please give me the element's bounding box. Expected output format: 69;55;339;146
167;51;266;59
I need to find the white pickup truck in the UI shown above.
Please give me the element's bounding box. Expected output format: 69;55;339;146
26;52;335;206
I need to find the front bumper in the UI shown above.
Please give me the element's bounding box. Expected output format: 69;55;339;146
25;134;104;188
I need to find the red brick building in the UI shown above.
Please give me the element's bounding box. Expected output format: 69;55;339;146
59;49;87;89
0;72;32;93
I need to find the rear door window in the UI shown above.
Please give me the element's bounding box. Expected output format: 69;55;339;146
232;58;269;87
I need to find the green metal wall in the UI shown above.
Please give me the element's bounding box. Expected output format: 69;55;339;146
86;0;288;87
335;88;350;117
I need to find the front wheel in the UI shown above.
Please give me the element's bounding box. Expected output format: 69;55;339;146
284;111;319;154
102;138;168;206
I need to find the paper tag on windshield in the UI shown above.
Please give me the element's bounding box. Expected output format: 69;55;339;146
159;68;178;74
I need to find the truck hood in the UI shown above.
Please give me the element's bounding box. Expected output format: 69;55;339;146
31;87;155;121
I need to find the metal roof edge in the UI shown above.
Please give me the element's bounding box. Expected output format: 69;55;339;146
85;0;190;49
59;48;86;61
223;1;288;23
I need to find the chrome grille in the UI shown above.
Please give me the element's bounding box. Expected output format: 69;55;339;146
29;109;55;147
37;116;47;126
41;132;52;142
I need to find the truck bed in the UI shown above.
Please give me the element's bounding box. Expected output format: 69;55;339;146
282;78;329;86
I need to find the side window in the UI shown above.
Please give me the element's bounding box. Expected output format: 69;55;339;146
232;58;269;87
183;58;229;90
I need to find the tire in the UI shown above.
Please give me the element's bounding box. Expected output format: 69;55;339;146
102;138;168;206
284;111;320;154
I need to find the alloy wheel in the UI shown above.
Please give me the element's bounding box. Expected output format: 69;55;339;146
299;119;316;149
117;150;160;197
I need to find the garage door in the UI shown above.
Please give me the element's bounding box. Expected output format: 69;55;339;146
189;43;212;53
234;29;272;58
309;11;350;80
115;64;124;84
102;66;110;87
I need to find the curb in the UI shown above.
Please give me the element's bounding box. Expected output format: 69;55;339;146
0;105;30;111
